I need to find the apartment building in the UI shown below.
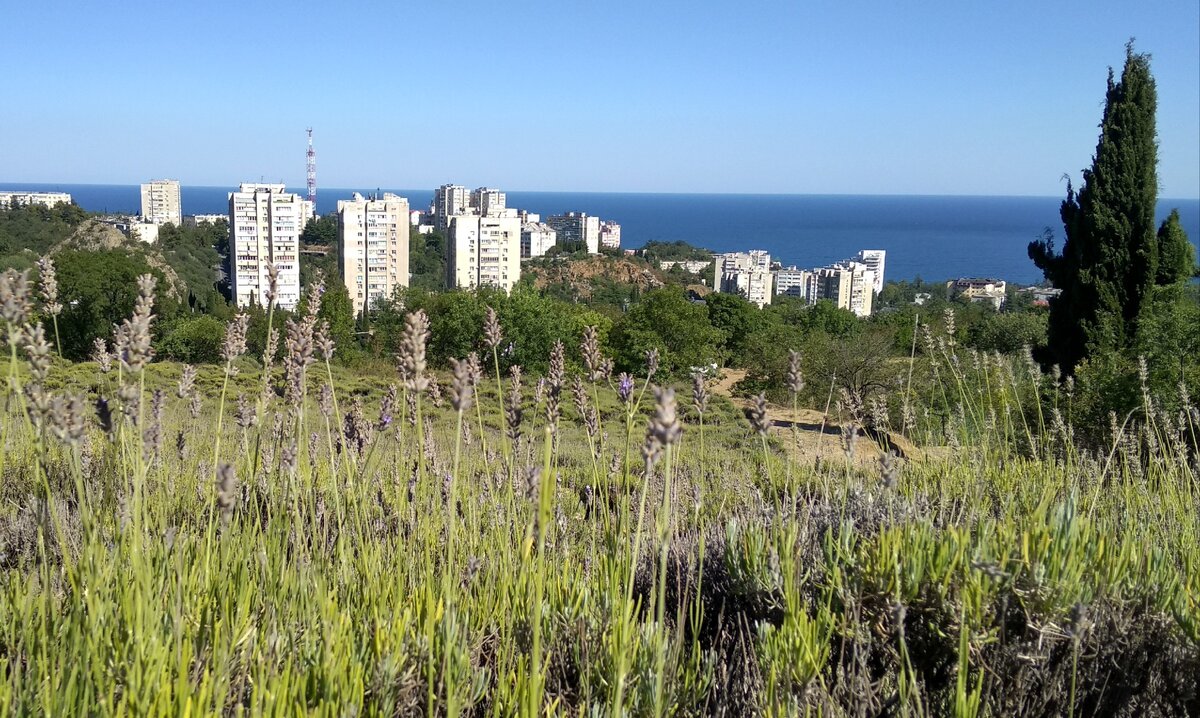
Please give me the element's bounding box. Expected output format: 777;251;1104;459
0;191;72;208
713;250;773;307
948;278;1007;310
140;179;182;225
855;249;886;294
521;222;557;259
470;187;506;217
433;184;470;231
546;212;601;254
448;214;521;291
228;183;311;310
338;192;410;315
599;220;621;250
812;262;875;317
774;267;814;299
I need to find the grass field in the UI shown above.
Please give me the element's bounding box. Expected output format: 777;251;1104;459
0;277;1197;716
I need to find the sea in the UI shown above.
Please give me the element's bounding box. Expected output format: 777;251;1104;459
5;182;1198;285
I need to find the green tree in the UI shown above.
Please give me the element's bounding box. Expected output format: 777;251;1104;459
54;249;163;360
1028;45;1189;372
301;214;338;245
609;287;722;375
704;292;769;364
157;315;226;364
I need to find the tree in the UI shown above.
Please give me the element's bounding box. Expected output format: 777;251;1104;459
1028;44;1190;373
300;214;337;245
704;292;769;364
608;288;722;375
158;315;226;364
54;249;163;360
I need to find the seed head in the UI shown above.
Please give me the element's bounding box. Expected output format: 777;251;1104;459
644;348;660;378
786;350;804;395
506;365;524;443
648;385;682;448
36;257;61;317
581;325;602;381
23;322;53;384
548;340;565;390
223;313;250;369
216;463;237;528
449;357;474;413
315;320;335;362
691;371;708;415
399;310;430;392
178;364;197;399
483;306;503;349
265;263;280;305
747;393;770;436
0;269;32;326
92;337;112;373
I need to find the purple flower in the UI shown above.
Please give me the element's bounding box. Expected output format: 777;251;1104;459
378;413;393;431
617;373;634;405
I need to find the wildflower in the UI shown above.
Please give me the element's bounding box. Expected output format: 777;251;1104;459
786;350;804;395
548;340;565;390
483;306;503;349
315;320;335;362
178;365;197;399
318;383;333;418
581;325;602;381
223;314;250;367
22;323;53;384
344;398;372;456
235;394;257;429
48;394;87;445
647;385;682;448
264;263;280;305
747;393;770;436
427;377;443;407
506;365;523;443
36;257;61;317
94;397;114;436
880;451;900;489
189;393;202;420
617;373;634;406
379;384;398;431
216;463;237;527
841;422;859;461
399;310;430;392
644;348;660;378
449;357;474;413
0;269;32;327
691;371;708;416
117;274;157;373
92;337;113;373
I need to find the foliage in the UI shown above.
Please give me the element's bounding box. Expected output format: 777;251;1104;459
52;249;170;360
964;310;1048;355
608;287;723;374
1029;45;1191;373
639;240;712;263
409;229;447;291
0;202;89;269
155;221;230;314
157;315;227;364
300;213;338;245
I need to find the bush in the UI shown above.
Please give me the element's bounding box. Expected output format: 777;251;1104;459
157;315;226;364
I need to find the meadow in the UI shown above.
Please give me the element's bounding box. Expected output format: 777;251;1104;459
0;270;1197;716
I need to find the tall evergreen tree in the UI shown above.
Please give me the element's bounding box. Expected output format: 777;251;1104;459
1028;44;1173;373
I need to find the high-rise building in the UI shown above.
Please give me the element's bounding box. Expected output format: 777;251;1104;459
855;249;886;294
713;250;773;307
812;262;875;317
774;267;813;299
447;215;521;292
521;222;557;259
470;187;506;217
228;183;311;310
546;212;600;254
0;190;72;208
433;184;470;231
338;192;410;316
599;220;621;250
140;179;182;225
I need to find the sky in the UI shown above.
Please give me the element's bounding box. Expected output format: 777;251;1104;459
2;0;1197;197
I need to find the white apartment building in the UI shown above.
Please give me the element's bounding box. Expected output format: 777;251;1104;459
713;251;773;307
140;179;182;225
228;183;311;310
433;184;470;231
812;262;875;317
448;215;521;292
546;212;601;254
599;220;621;250
855;249;886;294
470;187;506;217
338;192;410;316
774;267;814;299
521;222;557;259
0;191;72;208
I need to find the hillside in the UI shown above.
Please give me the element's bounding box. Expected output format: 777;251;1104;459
522;254;668;300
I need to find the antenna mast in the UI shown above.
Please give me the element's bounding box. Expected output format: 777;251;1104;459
306;128;317;218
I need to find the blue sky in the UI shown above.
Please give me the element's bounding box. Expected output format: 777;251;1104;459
2;0;1197;197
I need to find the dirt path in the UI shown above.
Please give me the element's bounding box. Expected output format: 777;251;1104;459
708;369;927;466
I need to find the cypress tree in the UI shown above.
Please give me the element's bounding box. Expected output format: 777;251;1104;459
1029;43;1165;373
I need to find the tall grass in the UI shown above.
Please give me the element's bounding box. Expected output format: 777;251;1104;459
0;267;1197;716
